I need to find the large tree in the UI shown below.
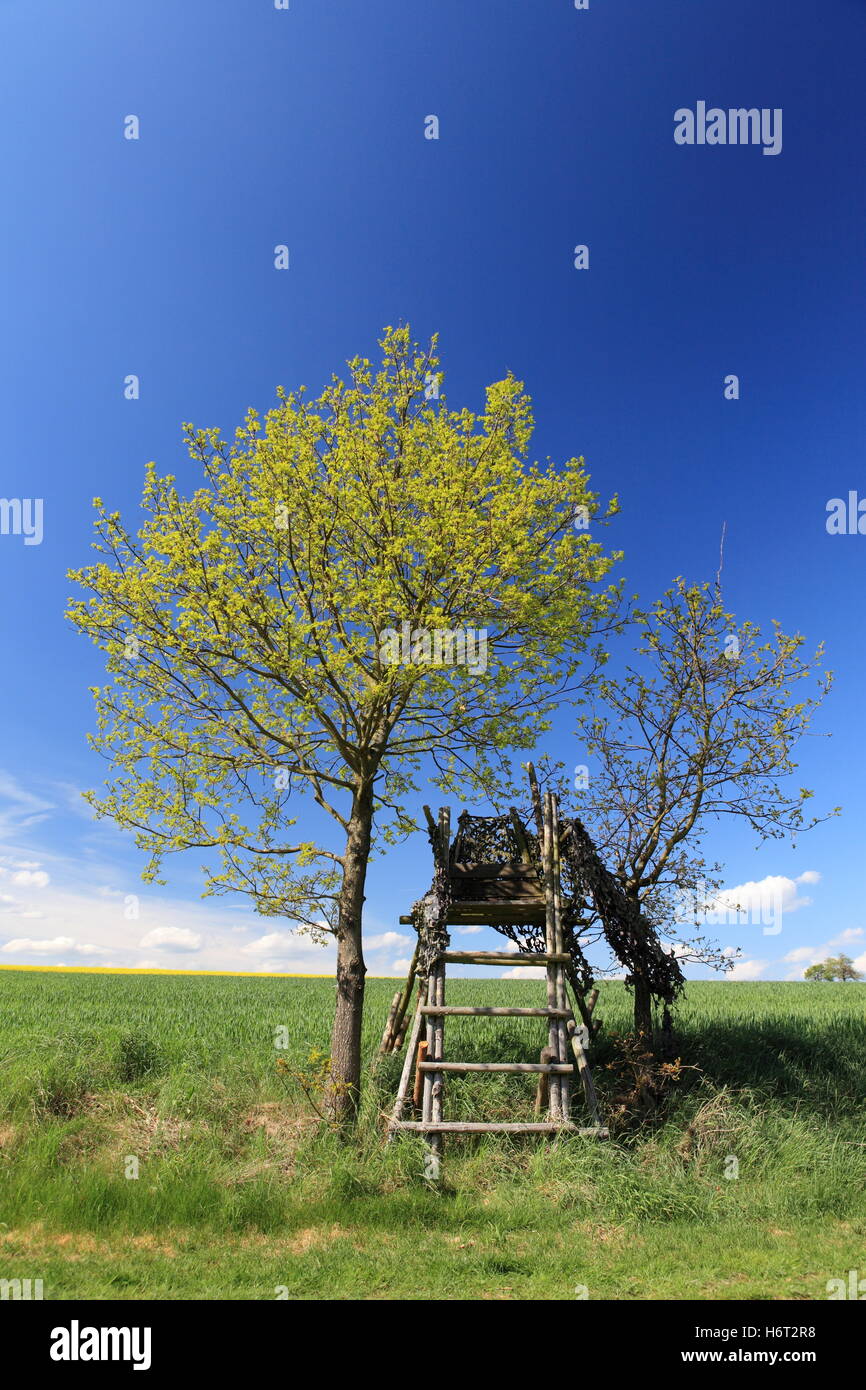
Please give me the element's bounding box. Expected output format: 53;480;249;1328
569;578;835;1037
67;326;619;1120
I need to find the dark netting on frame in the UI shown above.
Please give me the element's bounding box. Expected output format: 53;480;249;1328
411;806;684;1014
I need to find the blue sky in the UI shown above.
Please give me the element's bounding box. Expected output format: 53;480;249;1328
0;0;863;983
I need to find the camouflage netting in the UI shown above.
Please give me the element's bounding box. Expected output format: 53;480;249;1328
411;814;452;980
559;817;685;1009
412;808;684;1013
413;890;450;979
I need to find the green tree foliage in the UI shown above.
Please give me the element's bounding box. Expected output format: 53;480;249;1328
67;326;620;1120
804;954;862;982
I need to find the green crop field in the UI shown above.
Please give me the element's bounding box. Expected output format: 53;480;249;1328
1;968;865;1300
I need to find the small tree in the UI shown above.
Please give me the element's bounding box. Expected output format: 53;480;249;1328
805;955;862;982
571;578;835;1038
803;961;833;981
67;326;620;1121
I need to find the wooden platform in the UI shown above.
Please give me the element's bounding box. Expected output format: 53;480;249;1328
436;951;570;966
445;862;546;926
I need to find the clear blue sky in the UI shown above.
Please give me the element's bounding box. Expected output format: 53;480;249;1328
0;0;863;982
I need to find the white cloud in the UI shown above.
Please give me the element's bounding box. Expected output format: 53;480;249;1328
697;872;820;933
783;930;864;976
455;926;485;936
366;931;411;951
726;958;768;981
238;931;336;973
2;935;74;954
1;935;106;956
0;774;340;974
391;957;413;974
139;926;202;951
0;842;331;973
501;965;546;979
10;869;50;888
783;945;819;964
241;932;296;958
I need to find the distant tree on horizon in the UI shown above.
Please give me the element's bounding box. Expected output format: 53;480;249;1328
804;954;862;982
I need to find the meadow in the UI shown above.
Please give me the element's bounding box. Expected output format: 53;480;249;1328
0;968;865;1300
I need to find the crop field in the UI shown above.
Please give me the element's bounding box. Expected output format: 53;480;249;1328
1;969;865;1300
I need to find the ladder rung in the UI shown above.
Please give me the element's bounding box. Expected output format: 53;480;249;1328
420;1006;571;1017
395;1121;608;1136
418;1061;573;1073
435;951;571;966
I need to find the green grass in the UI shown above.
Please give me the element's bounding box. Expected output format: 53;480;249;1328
1;970;865;1299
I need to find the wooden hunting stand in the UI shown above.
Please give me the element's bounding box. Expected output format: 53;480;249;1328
384;777;609;1163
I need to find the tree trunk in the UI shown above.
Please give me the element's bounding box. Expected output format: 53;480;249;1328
632;969;653;1045
660;1003;675;1061
624;887;655;1046
325;779;374;1124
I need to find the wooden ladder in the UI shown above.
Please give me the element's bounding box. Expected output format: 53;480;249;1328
388;793;608;1158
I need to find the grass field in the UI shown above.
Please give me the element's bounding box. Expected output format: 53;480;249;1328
1;968;865;1300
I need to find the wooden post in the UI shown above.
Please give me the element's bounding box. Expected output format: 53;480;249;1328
526;762;545;840
550;794;572;1119
379;992;402;1056
412;1040;429;1110
384;942;418;1052
387;998;425;1138
430;961;445;1163
508;807;535;865
421;809;450;1172
542;792;562;1121
563;959;597;1034
421;967;437;1128
534;1046;553;1115
440;805;451;871
567;1019;603;1130
422;804;439;849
